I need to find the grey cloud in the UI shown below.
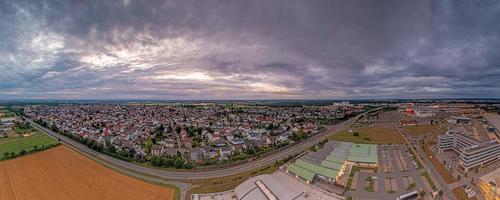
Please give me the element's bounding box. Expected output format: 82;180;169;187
0;0;499;99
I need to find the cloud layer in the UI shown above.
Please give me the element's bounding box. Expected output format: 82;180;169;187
0;0;499;99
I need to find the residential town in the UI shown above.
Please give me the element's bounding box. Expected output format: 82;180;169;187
23;103;367;167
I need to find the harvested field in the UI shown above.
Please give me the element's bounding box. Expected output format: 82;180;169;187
0;146;174;200
330;123;406;144
403;124;440;136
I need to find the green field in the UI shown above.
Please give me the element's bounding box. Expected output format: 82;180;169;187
0;133;58;157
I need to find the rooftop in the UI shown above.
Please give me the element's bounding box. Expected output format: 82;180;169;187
485;115;500;131
287;141;378;182
348;144;378;163
234;174;308;200
480;167;500;185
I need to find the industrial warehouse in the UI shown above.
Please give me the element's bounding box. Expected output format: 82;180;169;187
286;141;378;187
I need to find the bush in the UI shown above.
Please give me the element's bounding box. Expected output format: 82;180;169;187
419;190;426;197
3;151;9;158
353;132;359;136
19;149;27;155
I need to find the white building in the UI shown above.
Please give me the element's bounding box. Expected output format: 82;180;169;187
437;132;500;173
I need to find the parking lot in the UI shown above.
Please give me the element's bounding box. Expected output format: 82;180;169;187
347;144;433;200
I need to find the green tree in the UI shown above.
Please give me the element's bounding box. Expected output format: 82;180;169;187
108;145;117;153
174;157;185;168
145;138;153;153
419;190;426;197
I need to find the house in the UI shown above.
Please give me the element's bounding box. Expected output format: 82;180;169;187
151;144;163;156
213;139;226;147
248;140;265;149
219;146;233;157
190;148;202;163
265;136;277;146
97;136;106;145
232;143;246;153
165;138;175;148
203;147;218;159
164;147;178;157
112;138;123;148
207;132;221;143
182;140;192;148
230;138;245;145
246;132;261;141
180;135;193;148
278;132;291;142
122;142;134;150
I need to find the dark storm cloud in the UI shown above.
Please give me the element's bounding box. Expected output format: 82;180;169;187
0;0;499;99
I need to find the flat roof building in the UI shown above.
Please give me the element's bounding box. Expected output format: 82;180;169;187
287;141;378;185
437;132;500;173
234;174;309;200
479;167;500;200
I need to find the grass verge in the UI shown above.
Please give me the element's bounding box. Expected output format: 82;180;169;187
421;171;437;191
422;144;456;184
364;176;374;192
188;165;278;194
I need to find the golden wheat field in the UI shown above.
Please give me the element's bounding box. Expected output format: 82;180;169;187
0;146;173;200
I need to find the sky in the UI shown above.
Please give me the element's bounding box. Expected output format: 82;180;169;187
0;0;499;100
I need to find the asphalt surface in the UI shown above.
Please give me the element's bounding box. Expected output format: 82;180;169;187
415;145;456;200
398;127;456;200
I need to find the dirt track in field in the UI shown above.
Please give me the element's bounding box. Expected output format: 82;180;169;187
0;146;174;200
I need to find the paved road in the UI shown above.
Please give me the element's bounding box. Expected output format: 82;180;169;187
398;127;456;200
414;145;456;200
